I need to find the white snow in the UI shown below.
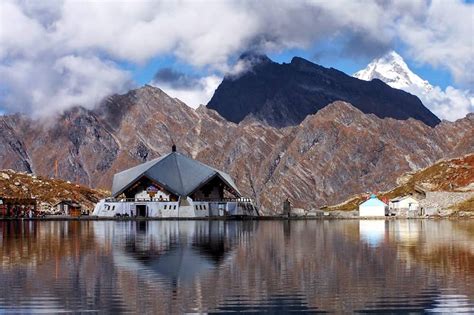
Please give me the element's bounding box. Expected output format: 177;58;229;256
354;51;432;93
354;51;473;121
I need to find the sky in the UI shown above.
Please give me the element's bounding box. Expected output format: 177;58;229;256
0;0;473;120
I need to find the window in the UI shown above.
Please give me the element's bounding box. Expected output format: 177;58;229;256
174;205;177;210
164;205;167;210
195;205;198;210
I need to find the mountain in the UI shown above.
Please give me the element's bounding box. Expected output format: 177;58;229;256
0;85;472;213
354;51;432;93
354;51;474;121
207;54;441;127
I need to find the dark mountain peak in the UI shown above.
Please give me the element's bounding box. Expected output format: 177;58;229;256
290;56;314;67
207;55;441;128
238;51;272;64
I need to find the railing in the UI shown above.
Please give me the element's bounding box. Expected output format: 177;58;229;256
104;198;176;203
192;197;254;203
104;197;255;203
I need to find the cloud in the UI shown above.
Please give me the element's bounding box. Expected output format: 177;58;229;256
0;0;132;117
225;52;272;79
397;1;474;88
153;68;201;90
405;85;474;122
151;69;220;108
0;0;472;116
0;55;131;117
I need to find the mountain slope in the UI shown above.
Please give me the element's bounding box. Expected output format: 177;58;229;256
327;153;474;212
0;86;472;213
207;54;440;127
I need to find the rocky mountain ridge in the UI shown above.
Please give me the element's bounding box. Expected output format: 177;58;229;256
0;85;472;213
207;54;441;127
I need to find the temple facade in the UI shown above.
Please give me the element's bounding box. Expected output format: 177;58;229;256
93;147;259;218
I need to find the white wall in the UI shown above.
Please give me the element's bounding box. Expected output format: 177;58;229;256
134;189;170;201
359;205;386;217
390;197;419;210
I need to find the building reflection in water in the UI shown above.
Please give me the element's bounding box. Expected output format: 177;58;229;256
113;221;237;283
0;220;473;313
359;220;387;247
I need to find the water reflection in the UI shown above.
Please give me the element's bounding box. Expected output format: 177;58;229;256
359;220;387;247
113;221;237;283
0;220;473;313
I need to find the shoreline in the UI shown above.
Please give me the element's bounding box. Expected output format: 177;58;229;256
1;215;473;221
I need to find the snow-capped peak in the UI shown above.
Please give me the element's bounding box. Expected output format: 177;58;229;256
354;51;473;122
354;51;432;93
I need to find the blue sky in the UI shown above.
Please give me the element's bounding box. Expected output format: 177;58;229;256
127;27;460;91
130;40;455;90
0;0;472;119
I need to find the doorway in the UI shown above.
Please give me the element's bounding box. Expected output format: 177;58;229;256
136;205;147;217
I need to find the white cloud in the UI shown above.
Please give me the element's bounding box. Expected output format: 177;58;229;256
0;1;46;59
388;75;473;121
0;0;472;116
0;55;131;117
414;86;474;122
397;0;474;87
151;75;221;109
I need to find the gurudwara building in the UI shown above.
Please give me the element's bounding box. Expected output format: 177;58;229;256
93;146;259;218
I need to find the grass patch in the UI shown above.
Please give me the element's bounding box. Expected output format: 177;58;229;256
452;197;474;212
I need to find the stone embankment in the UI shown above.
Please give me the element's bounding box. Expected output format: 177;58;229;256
421;191;474;210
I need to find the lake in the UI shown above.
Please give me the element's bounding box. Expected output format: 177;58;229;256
0;220;473;313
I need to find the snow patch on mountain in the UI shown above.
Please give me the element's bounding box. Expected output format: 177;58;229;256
354;51;473;121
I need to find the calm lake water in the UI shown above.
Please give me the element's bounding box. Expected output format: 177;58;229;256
0;220;473;314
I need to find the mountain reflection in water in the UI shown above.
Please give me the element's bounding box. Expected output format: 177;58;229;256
0;220;473;313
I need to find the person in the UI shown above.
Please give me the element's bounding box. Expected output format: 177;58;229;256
283;198;292;218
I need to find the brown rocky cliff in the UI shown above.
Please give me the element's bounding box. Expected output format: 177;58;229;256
0;86;472;213
0;169;107;211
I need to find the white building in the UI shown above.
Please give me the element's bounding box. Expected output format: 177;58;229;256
92;146;259;218
359;194;387;217
389;196;419;211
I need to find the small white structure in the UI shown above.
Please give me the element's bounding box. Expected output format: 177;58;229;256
359;194;387;217
389;196;419;211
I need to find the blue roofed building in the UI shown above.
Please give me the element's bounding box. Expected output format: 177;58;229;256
359;194;387;217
